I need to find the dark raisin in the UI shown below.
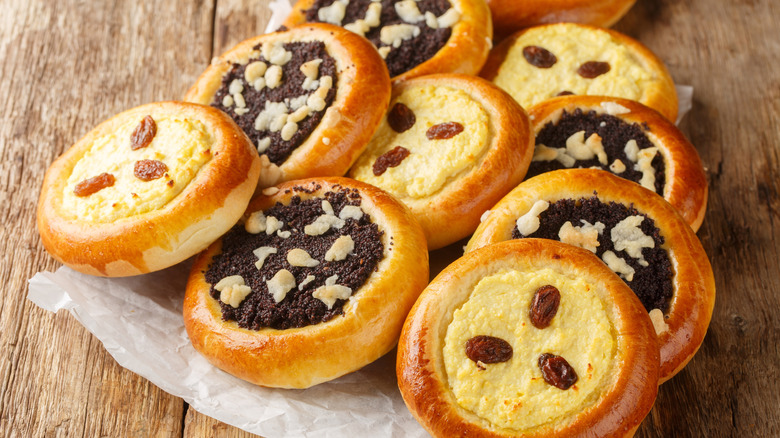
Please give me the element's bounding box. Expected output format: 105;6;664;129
133;159;169;181
529;285;561;329
538;353;578;390
577;61;611;79
523;46;557;68
465;335;513;364
557;91;575;96
426;122;464;140
130;115;157;150
73;173;116;197
372;146;410;176
387;103;416;133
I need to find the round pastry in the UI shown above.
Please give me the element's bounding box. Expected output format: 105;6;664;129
526;95;707;230
184;24;391;187
37;102;261;277
481;23;679;122
283;0;492;81
183;177;429;388
348;73;534;250
466;169;716;382
487;0;637;40
398;239;659;437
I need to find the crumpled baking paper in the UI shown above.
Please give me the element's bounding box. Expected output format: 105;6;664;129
28;263;427;438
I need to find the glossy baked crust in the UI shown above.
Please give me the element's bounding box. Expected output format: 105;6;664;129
466;169;716;382
184;24;391;186
183;177;429;388
481;23;679;123
487;0;637;39
398;239;659;437
528;95;708;230
37;101;261;277
283;0;493;82
348;73;534;250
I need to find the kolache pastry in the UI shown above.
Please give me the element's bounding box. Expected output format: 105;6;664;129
183;177;429;388
184;24;391;188
398;239;660;437
526;95;708;231
37;102;261;277
486;0;637;40
283;0;492;81
481;22;679;123
466;169;716;382
348;73;534;250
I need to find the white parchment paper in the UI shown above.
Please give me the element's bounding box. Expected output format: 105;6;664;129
28;264;428;438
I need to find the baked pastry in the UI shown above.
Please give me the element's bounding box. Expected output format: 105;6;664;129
398;239;659;436
348;73;534;250
184;24;391;187
487;0;637;39
466;169;716;382
481;23;679;122
526;95;707;230
37;102;261;277
283;0;492;81
183;177;429;388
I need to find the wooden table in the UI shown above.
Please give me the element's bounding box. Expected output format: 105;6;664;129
2;0;778;436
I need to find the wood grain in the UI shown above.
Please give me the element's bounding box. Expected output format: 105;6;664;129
0;0;778;436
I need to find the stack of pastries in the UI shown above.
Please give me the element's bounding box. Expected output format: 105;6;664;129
37;0;714;435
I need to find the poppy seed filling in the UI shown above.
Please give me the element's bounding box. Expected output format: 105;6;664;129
205;187;384;330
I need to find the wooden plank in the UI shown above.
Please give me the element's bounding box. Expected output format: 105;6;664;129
0;0;215;435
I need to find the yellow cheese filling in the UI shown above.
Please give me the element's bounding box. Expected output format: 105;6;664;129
443;268;616;431
63;115;213;222
350;84;489;199
494;24;658;109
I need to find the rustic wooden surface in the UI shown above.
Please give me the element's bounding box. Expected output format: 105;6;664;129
1;0;777;436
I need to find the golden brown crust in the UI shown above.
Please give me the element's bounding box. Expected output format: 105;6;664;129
466;169;716;382
480;23;679;123
183;177;429;388
487;0;637;39
283;0;493;82
528;95;708;230
37;101;261;277
349;73;534;250
184;24;391;185
398;239;659;437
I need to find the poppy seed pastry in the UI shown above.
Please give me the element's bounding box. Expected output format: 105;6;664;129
398;239;659;437
348;74;534;250
486;0;637;39
527;95;708;230
185;24;391;187
183;177;429;388
466;169;716;382
481;23;678;122
37;101;261;277
283;0;492;81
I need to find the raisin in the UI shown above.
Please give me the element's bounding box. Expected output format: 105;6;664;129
523;46;557;68
538;353;578;390
557;91;575;96
372;146;410;176
529;285;561;329
130;115;157;150
387;103;415;133
73;173;116;197
465;335;513;364
134;159;169;181
577;61;611;79
426;122;464;140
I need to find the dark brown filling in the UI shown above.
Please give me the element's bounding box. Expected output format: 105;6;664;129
528;109;666;195
305;0;453;77
204;187;384;330
511;196;674;313
211;41;338;166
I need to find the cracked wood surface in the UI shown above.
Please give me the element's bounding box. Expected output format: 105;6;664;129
0;0;778;436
